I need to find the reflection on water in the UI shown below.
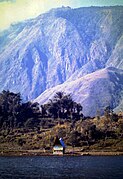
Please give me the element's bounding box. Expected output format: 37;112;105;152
0;156;123;179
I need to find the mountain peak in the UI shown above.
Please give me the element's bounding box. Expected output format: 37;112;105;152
0;6;123;115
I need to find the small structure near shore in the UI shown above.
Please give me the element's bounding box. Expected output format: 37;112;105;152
53;136;65;155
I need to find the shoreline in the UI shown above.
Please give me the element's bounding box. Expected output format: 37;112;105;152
0;150;123;157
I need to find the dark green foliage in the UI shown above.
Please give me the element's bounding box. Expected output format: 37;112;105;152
58;128;66;138
104;106;111;119
41;91;83;120
104;106;119;122
0;90;122;151
0;90;39;129
119;122;123;133
111;113;119;122
24;118;39;129
17;138;26;146
67;131;81;147
0;90;22;128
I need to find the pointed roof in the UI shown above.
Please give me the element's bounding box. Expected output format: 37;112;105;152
54;136;61;146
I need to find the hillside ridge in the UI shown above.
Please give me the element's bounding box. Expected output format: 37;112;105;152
0;6;123;115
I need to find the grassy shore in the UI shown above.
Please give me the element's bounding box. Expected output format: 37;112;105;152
0;116;123;156
0;148;123;157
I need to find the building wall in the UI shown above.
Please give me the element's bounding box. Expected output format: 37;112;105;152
53;146;64;155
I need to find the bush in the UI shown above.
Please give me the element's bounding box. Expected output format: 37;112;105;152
17;138;26;146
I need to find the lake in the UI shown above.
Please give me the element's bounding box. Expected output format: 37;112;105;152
0;156;123;179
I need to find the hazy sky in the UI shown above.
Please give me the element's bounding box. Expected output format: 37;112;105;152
0;0;123;30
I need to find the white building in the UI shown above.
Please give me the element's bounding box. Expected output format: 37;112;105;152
53;137;65;155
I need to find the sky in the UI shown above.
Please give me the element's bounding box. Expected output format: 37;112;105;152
0;0;123;30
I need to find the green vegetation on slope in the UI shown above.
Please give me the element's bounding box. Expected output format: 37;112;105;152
0;90;123;153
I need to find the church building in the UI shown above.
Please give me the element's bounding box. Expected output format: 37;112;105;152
53;136;65;155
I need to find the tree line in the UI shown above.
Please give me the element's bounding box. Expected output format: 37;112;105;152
0;90;122;150
0;90;83;129
0;90;38;129
40;91;83;120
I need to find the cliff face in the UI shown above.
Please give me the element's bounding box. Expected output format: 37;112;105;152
0;6;123;116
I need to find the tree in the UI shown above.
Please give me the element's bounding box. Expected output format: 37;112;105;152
40;105;47;117
104;106;111;119
41;91;83;120
0;90;22;128
0;90;38;129
17;138;26;147
96;109;100;120
67;131;80;151
52;92;66;118
31;102;40;113
76;103;83;120
110;112;119;122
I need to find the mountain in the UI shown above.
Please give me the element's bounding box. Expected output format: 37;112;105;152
34;67;123;117
0;6;123;116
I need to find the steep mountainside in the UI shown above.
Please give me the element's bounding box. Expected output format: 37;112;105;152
0;6;123;115
34;67;123;117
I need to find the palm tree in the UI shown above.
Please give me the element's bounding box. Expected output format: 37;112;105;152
53;92;64;102
41;91;83;120
76;103;83;118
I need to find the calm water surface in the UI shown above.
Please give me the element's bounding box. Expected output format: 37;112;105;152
0;156;123;179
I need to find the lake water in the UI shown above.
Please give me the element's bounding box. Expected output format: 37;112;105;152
0;156;123;179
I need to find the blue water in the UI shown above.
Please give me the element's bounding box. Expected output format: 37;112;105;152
0;156;123;179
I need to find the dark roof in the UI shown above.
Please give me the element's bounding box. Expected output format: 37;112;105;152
54;136;61;146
